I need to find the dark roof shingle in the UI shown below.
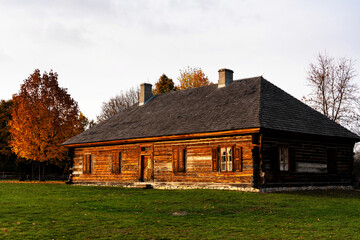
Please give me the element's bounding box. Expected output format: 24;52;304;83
63;77;359;145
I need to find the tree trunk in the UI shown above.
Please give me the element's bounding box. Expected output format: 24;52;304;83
42;163;46;181
39;163;42;181
19;162;23;181
1;162;4;179
30;162;34;181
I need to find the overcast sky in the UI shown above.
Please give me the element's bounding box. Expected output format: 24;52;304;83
1;0;359;121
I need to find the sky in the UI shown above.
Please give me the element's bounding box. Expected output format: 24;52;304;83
0;0;359;121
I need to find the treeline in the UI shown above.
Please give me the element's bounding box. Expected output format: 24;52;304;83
97;66;211;122
5;55;357;182
0;66;211;180
0;70;88;180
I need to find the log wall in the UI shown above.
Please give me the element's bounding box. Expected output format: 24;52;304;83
71;134;255;185
260;131;355;187
70;130;356;188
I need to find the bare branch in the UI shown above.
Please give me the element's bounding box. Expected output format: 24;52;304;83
304;52;359;133
96;87;139;122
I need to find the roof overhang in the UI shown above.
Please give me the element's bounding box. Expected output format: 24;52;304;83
63;128;261;148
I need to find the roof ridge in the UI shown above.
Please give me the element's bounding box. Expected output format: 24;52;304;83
63;75;359;146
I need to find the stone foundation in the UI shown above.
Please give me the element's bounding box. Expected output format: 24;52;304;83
71;181;354;192
260;185;354;192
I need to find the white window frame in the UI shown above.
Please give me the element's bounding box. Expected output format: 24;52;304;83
220;147;233;172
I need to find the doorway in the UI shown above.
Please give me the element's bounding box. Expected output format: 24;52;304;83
140;155;153;182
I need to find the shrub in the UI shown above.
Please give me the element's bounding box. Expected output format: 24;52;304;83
354;152;360;188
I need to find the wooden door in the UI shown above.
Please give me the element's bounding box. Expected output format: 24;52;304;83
141;155;153;182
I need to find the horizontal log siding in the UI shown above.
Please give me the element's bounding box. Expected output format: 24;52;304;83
261;133;354;186
153;135;254;183
71;135;254;184
72;145;139;183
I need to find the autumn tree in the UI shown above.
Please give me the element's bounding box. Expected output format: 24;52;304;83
178;66;212;90
97;87;139;122
78;112;93;131
9;69;83;180
0;99;17;177
153;74;177;95
303;53;359;134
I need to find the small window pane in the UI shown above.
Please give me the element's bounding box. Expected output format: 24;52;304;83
227;161;232;171
221;148;226;157
227;148;232;157
221;162;226;171
279;147;289;171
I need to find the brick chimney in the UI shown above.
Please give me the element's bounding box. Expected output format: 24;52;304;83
139;83;153;106
218;68;234;88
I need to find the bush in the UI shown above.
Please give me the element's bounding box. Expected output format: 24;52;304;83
354;152;360;188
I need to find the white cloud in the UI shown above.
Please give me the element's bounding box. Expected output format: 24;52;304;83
0;0;359;120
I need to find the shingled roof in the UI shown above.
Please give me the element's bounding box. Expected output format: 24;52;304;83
63;76;359;145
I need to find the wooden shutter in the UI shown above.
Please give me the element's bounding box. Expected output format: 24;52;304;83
173;147;186;173
83;155;87;173
111;153;115;173
271;146;279;173
112;152;120;173
115;152;120;173
234;147;242;172
88;155;92;173
178;148;186;172
84;155;92;174
118;152;122;173
289;147;296;172
173;148;179;173
212;147;219;172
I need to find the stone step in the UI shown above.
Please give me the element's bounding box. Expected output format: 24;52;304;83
133;183;153;189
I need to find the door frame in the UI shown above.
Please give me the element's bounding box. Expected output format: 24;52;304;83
139;144;154;182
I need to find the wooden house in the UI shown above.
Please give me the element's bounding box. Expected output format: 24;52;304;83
63;69;359;190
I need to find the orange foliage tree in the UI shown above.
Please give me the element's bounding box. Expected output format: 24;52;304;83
178;67;212;90
9;69;84;180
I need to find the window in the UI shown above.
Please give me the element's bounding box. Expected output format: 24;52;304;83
141;147;151;151
83;154;92;174
111;152;121;174
212;146;242;172
279;147;289;171
220;147;233;171
173;147;186;173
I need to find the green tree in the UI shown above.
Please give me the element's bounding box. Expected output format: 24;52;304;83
0;99;17;177
153;74;177;95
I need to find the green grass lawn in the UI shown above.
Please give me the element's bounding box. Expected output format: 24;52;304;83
0;183;359;239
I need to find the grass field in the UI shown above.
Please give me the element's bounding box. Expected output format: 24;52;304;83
0;183;359;239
